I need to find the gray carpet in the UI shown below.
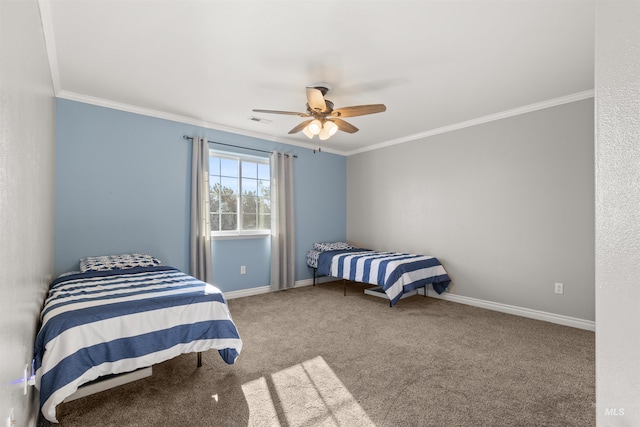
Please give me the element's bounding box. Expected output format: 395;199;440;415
54;282;595;426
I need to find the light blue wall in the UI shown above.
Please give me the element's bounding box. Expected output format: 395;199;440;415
211;237;271;291
55;99;347;292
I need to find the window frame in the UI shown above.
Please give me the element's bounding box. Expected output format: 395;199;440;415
208;149;271;239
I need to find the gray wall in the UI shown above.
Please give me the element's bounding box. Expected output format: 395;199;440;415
595;1;640;425
347;99;594;321
0;0;56;425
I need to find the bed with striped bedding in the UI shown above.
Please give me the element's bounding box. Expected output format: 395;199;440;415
315;249;451;306
34;265;243;423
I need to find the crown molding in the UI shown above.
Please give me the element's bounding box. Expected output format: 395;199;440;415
38;0;593;159
345;89;595;156
54;88;594;159
56;90;344;155
38;0;60;94
38;0;338;155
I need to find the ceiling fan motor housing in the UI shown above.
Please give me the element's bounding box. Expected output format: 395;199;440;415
308;83;331;96
307;99;334;115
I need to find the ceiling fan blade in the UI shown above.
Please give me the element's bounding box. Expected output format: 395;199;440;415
288;119;314;134
330;104;386;118
306;87;327;112
252;109;310;117
332;118;359;134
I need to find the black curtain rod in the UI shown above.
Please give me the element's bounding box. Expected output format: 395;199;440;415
182;135;297;158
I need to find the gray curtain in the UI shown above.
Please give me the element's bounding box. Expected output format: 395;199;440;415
189;136;213;284
270;151;295;290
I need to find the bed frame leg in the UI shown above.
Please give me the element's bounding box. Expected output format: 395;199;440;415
343;279;346;296
197;352;202;367
313;268;317;286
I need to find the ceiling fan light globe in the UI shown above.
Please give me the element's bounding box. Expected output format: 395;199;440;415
319;127;331;140
308;119;322;135
302;125;314;139
324;120;338;136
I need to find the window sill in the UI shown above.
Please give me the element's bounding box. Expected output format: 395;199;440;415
212;232;270;240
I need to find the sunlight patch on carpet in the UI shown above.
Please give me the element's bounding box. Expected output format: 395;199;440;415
241;355;374;426
241;376;280;426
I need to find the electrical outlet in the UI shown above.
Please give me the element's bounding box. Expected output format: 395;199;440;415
240;266;246;275
555;282;564;294
23;363;29;395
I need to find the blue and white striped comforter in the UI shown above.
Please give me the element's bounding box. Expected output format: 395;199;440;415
34;265;243;423
317;250;451;306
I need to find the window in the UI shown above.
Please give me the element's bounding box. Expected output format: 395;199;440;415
209;151;271;236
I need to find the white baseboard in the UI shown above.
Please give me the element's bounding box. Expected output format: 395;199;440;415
223;277;331;300
421;288;595;331
223;281;595;331
224;285;271;300
295;276;336;287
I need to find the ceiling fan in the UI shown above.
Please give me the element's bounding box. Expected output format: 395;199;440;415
252;84;386;141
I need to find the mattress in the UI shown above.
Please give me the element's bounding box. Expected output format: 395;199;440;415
34;265;242;422
316;249;450;306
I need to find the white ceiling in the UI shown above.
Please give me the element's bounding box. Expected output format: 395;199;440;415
40;0;595;155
